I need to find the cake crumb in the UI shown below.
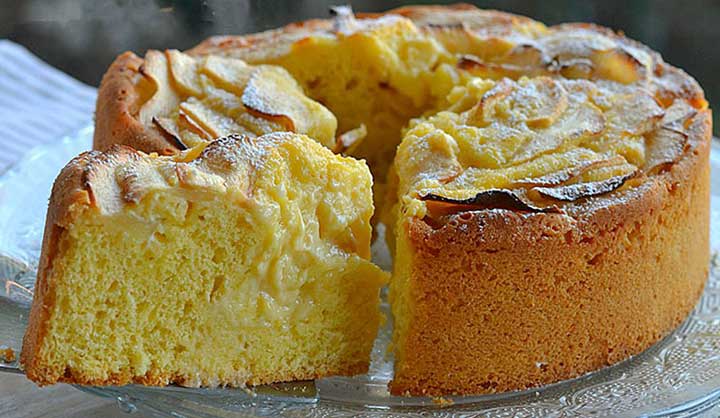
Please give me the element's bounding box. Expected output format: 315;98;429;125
1;346;16;363
432;396;454;407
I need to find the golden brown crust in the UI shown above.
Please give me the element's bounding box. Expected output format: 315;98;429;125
28;359;367;388
187;5;543;58
188;4;538;56
93;52;177;155
390;110;712;396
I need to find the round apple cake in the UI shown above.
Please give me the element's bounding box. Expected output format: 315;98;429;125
24;4;711;396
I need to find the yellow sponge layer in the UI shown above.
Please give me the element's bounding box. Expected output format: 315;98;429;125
23;134;387;386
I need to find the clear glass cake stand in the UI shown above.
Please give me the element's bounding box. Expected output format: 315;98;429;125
2;125;720;417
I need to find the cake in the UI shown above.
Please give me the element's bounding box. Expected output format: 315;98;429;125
387;76;711;395
21;133;387;386
23;4;711;395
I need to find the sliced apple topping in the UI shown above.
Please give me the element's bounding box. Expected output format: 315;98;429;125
393;69;684;221
334;124;367;154
510;78;569;128
241;67;295;132
651;65;708;109
472;77;569;128
641;100;697;174
457;43;549;79
555;57;593;80
458;55;521;80
511;155;626;188
242;65;338;147
643;126;689;174
179;98;247;139
530;170;638;201
510;100;604;163
138;50;181;127
660;100;697;129
425;23;515;60
538;29;648;84
542;29;617;59
466;79;512;125
462;78;605;165
591;48;646;85
152;116;187;150
421;188;559;218
503;42;547;67
199;55;253;97
395;124;464;190
177;110;214;140
554;48;646;84
509;154;639;203
422;155;639;214
138;50;338;150
166;49;203;96
604;90;664;136
458;55;545;80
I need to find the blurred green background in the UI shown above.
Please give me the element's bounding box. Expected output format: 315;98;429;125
1;0;717;133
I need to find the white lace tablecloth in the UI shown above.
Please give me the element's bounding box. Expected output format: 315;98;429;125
0;40;144;418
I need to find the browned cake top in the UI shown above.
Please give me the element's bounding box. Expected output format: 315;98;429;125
95;4;710;220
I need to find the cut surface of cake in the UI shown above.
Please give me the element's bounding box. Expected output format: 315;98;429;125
24;3;712;396
21;133;387;386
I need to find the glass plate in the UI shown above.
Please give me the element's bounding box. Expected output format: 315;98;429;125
2;126;720;417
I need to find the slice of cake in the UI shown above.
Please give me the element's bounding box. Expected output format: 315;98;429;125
387;76;711;395
21;133;387;386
